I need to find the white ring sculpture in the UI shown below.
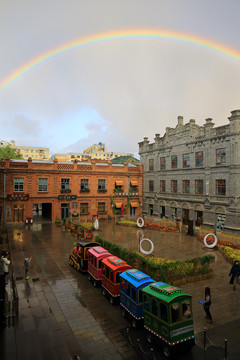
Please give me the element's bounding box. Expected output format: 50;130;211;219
137;230;144;240
94;218;99;230
137;217;144;228
140;238;154;255
203;233;218;248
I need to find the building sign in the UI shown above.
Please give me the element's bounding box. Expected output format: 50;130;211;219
7;194;29;201
58;195;77;200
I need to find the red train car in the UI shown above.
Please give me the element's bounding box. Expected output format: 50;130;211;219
101;256;131;304
87;246;111;286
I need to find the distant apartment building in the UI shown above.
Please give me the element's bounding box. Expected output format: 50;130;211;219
0;157;142;223
52;142;133;161
138;109;240;232
0;140;49;160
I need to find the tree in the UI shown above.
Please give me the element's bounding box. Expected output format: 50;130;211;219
0;146;23;159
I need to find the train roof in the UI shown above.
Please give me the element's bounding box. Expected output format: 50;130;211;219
120;269;154;289
88;246;111;258
77;240;100;247
102;256;131;271
142;281;191;303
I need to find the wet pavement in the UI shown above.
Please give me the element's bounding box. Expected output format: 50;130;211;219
1;219;240;359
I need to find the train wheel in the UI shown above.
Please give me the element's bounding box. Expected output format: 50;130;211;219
163;345;171;358
102;289;106;296
109;297;114;305
121;309;126;318
93;280;97;287
132;319;137;328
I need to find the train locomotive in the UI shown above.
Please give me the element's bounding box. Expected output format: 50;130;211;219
69;241;195;358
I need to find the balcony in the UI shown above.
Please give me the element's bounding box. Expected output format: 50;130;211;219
80;188;90;193
60;189;71;193
98;189;107;193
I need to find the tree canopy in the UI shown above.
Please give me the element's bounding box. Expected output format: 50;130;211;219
111;155;140;164
0;146;23;160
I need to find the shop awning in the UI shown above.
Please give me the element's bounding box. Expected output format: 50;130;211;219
130;181;138;186
130;201;139;208
115;202;123;208
115;180;123;186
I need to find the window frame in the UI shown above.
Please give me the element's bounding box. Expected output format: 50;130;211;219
160;180;166;193
38;178;48;192
216;179;226;196
216;148;226;165
195;180;203;195
14;177;24;192
149;180;154;192
171;180;177;193
182;180;190;194
195;151;203;167
182;153;190;168
171;155;178;169
160;157;166;170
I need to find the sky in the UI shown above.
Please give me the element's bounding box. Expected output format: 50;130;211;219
1;0;240;158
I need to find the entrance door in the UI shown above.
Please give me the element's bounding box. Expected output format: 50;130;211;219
149;204;153;216
130;206;136;216
61;204;69;219
14;204;24;222
161;206;165;218
195;211;203;226
182;209;189;225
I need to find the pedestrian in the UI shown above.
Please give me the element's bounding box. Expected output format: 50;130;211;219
1;250;10;284
24;257;31;280
229;260;240;290
203;286;212;324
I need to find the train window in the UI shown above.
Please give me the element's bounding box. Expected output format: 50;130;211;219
160;302;168;322
139;290;143;303
120;278;125;292
98;259;102;269
110;270;114;282
116;272;120;284
94;257;97;267
126;283;130;296
171;303;180;323
182;301;191;318
143;295;150;311
88;254;92;264
106;267;109;278
132;287;136;302
102;266;106;275
152;298;158;316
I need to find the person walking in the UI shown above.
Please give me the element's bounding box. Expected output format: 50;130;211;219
229;260;240;290
1;250;10;284
203;286;212;324
24;257;31;280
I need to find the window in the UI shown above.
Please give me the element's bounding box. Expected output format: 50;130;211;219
216;179;226;195
195;180;203;195
61;178;70;190
216;148;226;165
98;202;106;213
80;203;89;214
14;178;24;192
72;202;77;209
182;301;191;319
149;180;154;192
171;155;178;169
182;180;190;194
152;298;158;316
149;159;154;171
160;302;168;322
183;153;190;168
171;303;180;323
195;151;203;167
160;157;166;170
132;287;136;302
80;179;89;192
160;180;166;193
171;180;177;193
38;178;48;192
143;294;150;311
98;179;106;191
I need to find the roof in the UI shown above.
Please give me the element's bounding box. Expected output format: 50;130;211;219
120;269;154;289
102;256;131;271
88;246;110;259
142;282;191;304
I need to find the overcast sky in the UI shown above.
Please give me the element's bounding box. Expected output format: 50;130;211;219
1;0;240;158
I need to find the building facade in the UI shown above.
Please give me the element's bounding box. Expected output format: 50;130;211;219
139;109;240;232
0;140;49;160
52;142;133;162
0;157;142;223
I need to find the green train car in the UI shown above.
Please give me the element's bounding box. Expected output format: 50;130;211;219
142;281;195;358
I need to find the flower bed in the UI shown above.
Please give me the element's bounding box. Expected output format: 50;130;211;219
95;235;214;283
118;220;177;232
64;221;94;239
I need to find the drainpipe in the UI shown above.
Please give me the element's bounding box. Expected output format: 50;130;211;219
127;174;129;217
3;169;6;223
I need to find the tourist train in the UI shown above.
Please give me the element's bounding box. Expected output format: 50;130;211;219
69;240;195;358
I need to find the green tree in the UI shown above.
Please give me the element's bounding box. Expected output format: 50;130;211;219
0;146;23;159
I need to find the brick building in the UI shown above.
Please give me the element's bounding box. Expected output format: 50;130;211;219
139;109;240;232
0;157;142;223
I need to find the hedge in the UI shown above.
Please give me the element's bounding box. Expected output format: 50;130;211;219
95;235;215;283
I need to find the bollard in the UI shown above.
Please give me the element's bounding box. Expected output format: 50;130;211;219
203;327;207;350
224;339;228;360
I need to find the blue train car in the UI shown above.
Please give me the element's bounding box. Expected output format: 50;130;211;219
120;268;154;327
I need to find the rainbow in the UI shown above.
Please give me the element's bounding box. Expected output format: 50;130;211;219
1;28;240;91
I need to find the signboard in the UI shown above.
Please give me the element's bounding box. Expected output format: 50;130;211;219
7;194;29;201
58;195;77;200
